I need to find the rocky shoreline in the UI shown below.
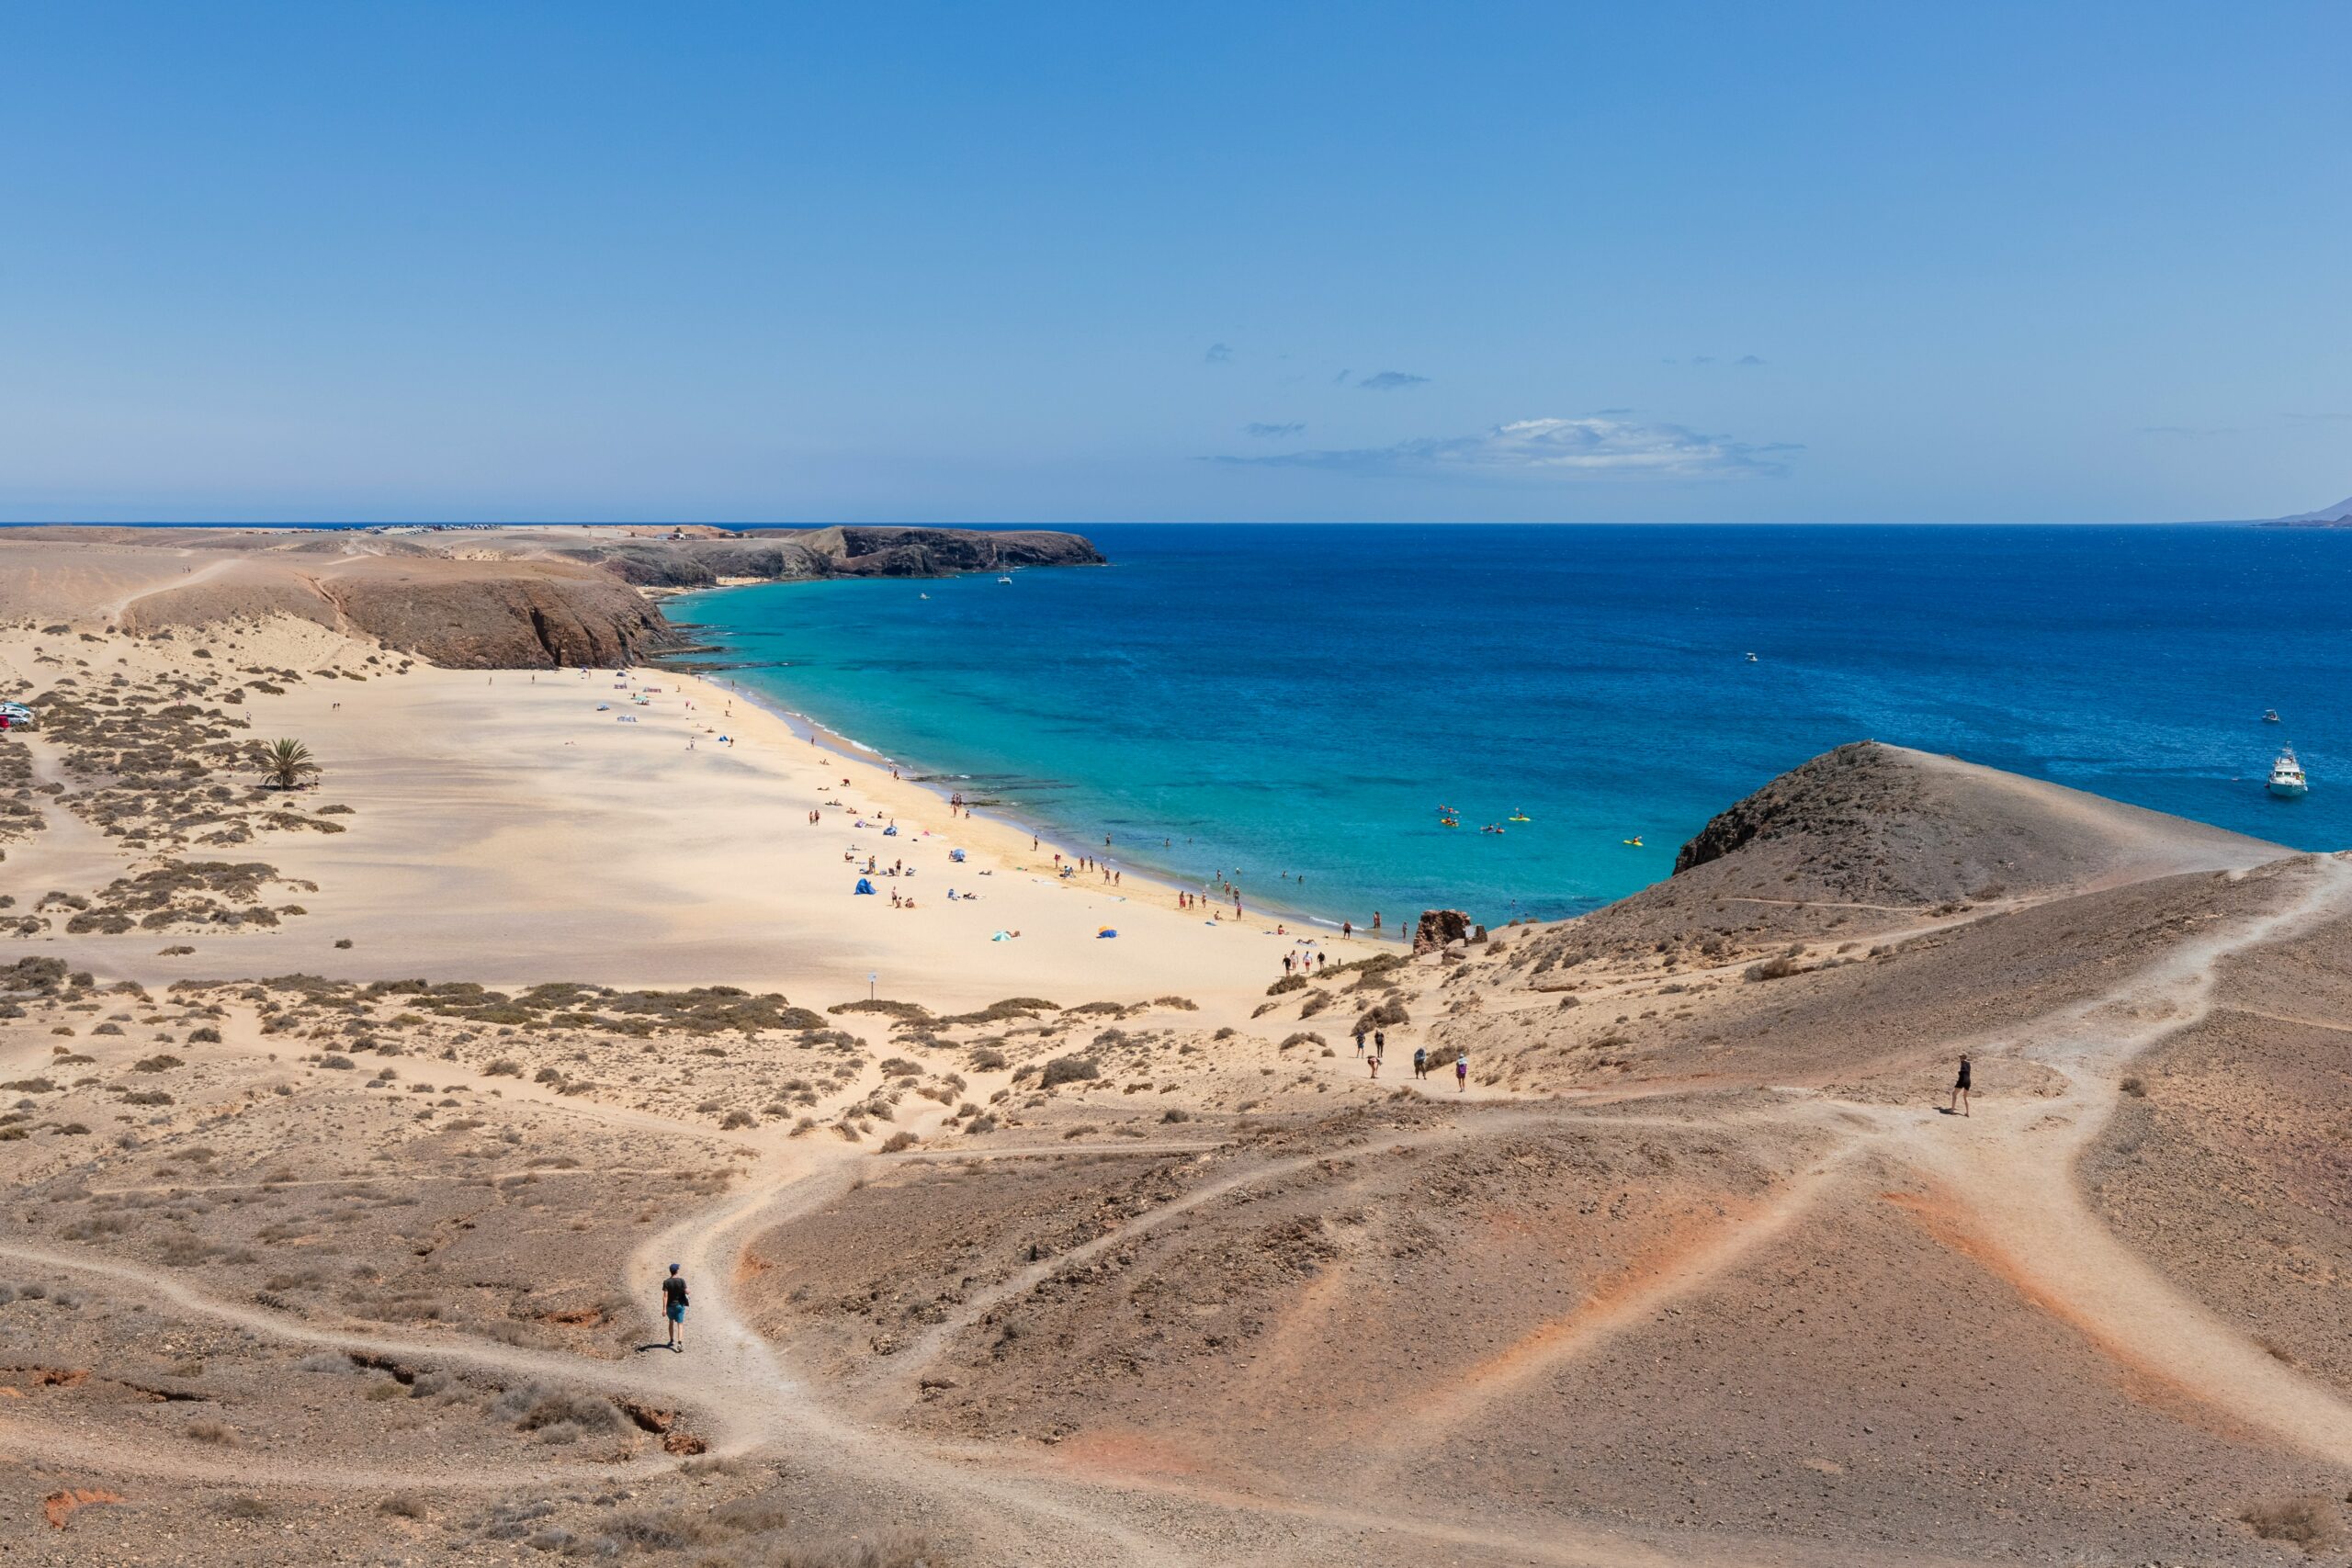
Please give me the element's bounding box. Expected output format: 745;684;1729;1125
0;524;1104;669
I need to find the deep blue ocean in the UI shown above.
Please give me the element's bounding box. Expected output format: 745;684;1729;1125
669;525;2352;928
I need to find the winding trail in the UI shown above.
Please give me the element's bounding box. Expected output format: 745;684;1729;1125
11;853;2352;1564
93;553;241;626
1894;853;2352;1466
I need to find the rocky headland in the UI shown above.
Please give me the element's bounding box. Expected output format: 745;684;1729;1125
0;524;1103;668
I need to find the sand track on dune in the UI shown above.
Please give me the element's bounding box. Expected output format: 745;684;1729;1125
93;553;241;625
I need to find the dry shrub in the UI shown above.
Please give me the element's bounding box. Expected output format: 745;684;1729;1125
1037;1055;1099;1089
878;1131;919;1153
829;998;932;1021
2243;1496;2343;1551
491;1382;619;1434
767;1532;939;1568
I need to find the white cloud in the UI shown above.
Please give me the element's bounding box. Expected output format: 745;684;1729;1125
1213;416;1796;479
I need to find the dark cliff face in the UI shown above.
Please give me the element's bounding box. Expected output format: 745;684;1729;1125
405;526;1102;667
1671;743;1901;876
807;527;1106;574
545;541;831;589
326;570;680;669
542;526;1104;590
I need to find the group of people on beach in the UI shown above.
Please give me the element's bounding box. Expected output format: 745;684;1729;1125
1052;852;1121;886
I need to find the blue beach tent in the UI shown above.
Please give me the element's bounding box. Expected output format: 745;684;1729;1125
854;878;876;895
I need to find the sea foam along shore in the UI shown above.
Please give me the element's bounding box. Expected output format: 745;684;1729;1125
690;660;1390;942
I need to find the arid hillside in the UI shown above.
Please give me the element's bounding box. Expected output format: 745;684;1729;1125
4;670;2348;1567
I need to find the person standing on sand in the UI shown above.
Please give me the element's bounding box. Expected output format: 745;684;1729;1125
1374;1028;1386;1060
1413;1045;1426;1079
1949;1054;1973;1117
662;1264;689;1352
1455;1053;1468;1092
1368;1052;1380;1080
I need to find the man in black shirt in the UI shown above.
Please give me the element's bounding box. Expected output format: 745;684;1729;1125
662;1263;689;1352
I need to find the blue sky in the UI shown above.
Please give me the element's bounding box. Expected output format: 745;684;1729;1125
3;2;2346;524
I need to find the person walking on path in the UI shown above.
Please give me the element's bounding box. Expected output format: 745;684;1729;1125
662;1263;690;1352
1413;1045;1427;1080
1368;1051;1380;1080
1455;1053;1469;1092
1948;1054;1973;1117
1374;1028;1386;1060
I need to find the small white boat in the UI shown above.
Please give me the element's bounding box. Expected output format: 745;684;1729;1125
997;574;1013;585
1745;652;1758;663
2262;708;2280;723
2268;746;2309;799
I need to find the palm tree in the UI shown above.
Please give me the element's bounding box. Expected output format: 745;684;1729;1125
258;738;321;790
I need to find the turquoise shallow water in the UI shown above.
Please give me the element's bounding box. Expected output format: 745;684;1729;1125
669;525;2352;928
